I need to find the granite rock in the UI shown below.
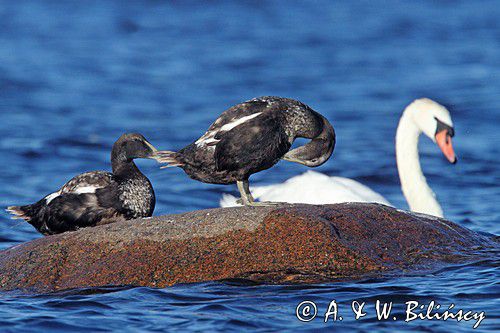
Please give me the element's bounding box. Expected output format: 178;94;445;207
0;203;496;293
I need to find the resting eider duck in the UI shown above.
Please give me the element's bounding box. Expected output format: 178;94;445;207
156;96;336;206
7;133;160;235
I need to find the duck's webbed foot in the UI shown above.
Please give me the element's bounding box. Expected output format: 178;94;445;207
236;180;280;207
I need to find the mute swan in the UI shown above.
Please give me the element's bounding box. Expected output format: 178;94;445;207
220;98;456;217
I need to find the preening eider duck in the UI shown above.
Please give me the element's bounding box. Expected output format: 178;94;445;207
7;133;160;235
157;96;336;206
220;98;457;218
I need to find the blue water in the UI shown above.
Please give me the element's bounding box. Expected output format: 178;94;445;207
0;0;499;331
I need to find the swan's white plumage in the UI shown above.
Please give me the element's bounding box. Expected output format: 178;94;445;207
219;170;390;207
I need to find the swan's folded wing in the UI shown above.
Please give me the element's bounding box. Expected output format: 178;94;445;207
329;177;392;206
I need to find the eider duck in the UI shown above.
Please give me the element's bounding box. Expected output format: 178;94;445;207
7;133;160;235
156;96;336;206
219;98;456;218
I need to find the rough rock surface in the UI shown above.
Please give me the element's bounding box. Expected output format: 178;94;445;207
0;203;496;293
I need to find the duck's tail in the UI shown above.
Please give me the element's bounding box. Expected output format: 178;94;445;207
6;205;33;221
156;151;184;169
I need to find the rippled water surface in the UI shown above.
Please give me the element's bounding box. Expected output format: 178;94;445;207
0;1;499;332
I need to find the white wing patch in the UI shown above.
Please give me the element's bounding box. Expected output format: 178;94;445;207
196;112;263;147
45;191;61;204
219;112;263;132
45;186;99;204
73;186;98;195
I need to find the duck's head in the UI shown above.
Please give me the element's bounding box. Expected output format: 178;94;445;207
282;115;336;167
407;98;457;164
112;133;159;162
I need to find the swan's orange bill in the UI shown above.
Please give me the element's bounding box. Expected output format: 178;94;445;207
435;130;457;164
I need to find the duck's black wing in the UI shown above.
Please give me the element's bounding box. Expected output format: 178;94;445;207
213;110;291;176
7;171;120;235
59;171;114;193
194;98;271;147
34;191;121;234
211;99;269;127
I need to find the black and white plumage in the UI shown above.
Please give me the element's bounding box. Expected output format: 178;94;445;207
157;96;336;206
7;133;159;235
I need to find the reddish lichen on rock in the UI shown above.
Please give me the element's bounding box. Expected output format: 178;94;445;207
0;203;496;293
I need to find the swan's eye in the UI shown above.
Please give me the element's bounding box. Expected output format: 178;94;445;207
434;117;454;137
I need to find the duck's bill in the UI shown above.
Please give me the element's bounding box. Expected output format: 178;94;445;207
143;142;162;161
145;141;159;155
435;130;457;164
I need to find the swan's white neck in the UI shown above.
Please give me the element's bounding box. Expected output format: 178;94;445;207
395;107;443;217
